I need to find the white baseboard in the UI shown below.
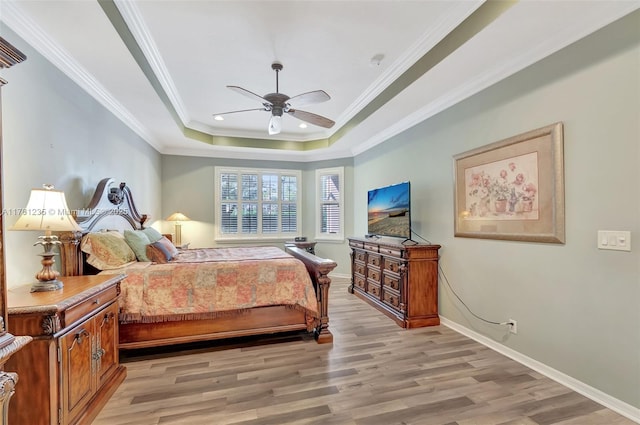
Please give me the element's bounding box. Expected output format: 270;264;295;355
440;317;640;424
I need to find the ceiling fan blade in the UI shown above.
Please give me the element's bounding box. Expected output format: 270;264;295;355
287;109;335;128
212;107;266;117
287;90;330;107
227;85;271;105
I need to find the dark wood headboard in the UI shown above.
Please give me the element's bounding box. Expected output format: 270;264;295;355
59;178;148;276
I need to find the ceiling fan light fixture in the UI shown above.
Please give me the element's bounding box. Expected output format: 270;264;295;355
218;62;334;135
268;115;282;135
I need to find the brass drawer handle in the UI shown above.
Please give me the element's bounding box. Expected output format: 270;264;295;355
103;311;115;324
93;298;100;304
75;329;89;344
92;348;106;360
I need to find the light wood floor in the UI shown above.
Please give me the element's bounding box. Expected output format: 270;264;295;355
94;278;634;425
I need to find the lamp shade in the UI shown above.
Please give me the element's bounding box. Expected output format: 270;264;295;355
11;185;81;232
166;212;190;222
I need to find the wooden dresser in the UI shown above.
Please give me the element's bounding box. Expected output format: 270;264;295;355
348;237;441;328
6;274;127;425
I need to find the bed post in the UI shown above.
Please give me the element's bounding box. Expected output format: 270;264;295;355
285;245;336;343
58;231;83;276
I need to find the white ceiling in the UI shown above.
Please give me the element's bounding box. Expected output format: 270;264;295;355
1;1;638;162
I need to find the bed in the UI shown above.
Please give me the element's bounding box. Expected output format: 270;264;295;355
58;178;336;349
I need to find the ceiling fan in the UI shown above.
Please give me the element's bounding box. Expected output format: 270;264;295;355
213;62;335;135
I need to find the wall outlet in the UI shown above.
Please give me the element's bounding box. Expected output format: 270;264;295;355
508;319;517;334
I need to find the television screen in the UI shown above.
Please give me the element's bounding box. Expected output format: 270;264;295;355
367;181;411;239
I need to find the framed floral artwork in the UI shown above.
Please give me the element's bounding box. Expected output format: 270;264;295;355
453;122;565;243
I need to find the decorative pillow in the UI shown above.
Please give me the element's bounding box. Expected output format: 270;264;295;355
141;227;163;243
80;232;136;270
146;244;169;264
123;230;151;262
151;236;179;261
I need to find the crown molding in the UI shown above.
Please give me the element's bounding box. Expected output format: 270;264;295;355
113;0;190;125
187;119;330;143
0;1;164;152
351;2;640;156
3;1;636;162
334;1;483;130
160;142;353;163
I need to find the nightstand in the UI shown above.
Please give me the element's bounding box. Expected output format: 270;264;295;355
163;233;189;249
286;240;316;254
6;274;127;425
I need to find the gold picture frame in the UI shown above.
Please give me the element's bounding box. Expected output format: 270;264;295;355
453;122;565;243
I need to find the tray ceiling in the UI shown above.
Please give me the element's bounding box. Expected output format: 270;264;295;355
1;1;637;161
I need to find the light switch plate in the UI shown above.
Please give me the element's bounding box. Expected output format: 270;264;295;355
597;230;631;251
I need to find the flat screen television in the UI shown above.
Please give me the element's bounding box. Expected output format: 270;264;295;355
367;181;411;239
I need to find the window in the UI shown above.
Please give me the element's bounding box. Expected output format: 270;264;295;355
316;167;344;241
215;167;301;240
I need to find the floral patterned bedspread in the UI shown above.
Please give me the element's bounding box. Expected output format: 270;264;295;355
100;247;319;329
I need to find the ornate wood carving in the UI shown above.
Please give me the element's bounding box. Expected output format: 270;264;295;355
0;36;26;69
41;315;62;335
0;371;17;424
77;178;148;232
285;245;337;343
107;182;126;205
57;231;83;277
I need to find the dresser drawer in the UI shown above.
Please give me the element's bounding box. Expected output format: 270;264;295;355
367;281;381;298
367;267;381;282
349;240;364;249
367;254;381;267
353;274;367;291
382;288;401;309
363;243;379;252
380;246;403;257
384;257;405;274
383;273;401;291
353;250;366;262
354;261;366;276
65;285;118;327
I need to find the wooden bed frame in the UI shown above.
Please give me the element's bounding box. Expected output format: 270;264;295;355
59;178;337;349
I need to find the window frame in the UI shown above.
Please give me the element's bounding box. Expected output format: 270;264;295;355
315;166;344;241
214;166;302;241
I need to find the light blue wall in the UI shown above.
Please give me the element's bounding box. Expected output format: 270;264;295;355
160;154;353;274
0;27;162;286
354;12;640;409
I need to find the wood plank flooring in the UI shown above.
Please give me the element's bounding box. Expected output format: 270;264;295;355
94;277;635;425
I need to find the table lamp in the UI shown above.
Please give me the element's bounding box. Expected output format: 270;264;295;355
166;212;190;246
11;184;81;292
